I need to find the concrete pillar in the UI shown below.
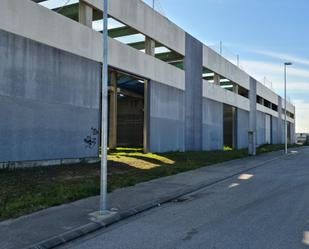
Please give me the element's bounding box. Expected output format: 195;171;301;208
184;33;203;151
233;84;239;94
79;1;93;27
143;37;155;153
278;96;284;144
143;80;150;153
213;73;220;85
145;36;156;56
233;107;238;149
108;71;117;149
249;77;257;155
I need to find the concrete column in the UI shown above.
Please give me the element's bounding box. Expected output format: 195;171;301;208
233;107;238;149
249;77;257;155
145;36;156;56
213;73;220;85
143;37;155;153
79;1;93;28
108;71;117;149
277;96;284;144
233;84;239;94
184;33;203;151
143;80;150;153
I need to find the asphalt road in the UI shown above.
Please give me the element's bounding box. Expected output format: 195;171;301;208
62;148;309;249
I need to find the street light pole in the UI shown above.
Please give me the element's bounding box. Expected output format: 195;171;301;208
100;0;108;215
284;62;292;155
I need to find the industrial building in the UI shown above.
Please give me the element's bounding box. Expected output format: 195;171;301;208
0;0;295;165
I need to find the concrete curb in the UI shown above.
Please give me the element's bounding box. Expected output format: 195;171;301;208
25;152;291;249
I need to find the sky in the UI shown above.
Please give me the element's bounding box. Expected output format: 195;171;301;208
143;0;309;133
42;0;309;133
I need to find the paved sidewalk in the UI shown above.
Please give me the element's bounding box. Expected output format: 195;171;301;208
0;148;300;249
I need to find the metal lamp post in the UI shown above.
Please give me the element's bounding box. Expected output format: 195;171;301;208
284;62;292;155
100;0;109;215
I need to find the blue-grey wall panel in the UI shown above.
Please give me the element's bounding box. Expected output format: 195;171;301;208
290;122;295;144
256;111;266;145
149;81;185;153
237;108;249;149
271;116;279;144
0;30;100;162
184;33;203;151
202;98;223;150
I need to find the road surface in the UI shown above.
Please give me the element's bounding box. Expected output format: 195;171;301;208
61;148;309;249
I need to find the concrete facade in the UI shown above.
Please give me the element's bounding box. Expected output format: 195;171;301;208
0;29;100;162
237;109;250;149
257;111;266;145
149;81;185;153
202;98;223;150
271;116;279;144
0;0;297;163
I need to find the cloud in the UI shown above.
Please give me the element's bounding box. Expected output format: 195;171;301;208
293;100;309;133
241;60;309;79
224;48;309;133
237;59;309;132
267;82;309;92
252;49;309;66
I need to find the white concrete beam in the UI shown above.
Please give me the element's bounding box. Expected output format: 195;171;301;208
83;0;186;56
0;0;184;91
256;81;279;106
203;45;250;90
109;38;185;90
203;80;250;112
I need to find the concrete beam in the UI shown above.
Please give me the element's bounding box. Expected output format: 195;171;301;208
203;44;250;90
203;80;250;112
82;0;186;56
109;26;140;38
109;71;117;149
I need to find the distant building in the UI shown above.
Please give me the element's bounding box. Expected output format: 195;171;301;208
296;133;308;145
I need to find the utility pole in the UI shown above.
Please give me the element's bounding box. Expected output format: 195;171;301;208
152;0;155;9
220;41;222;55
